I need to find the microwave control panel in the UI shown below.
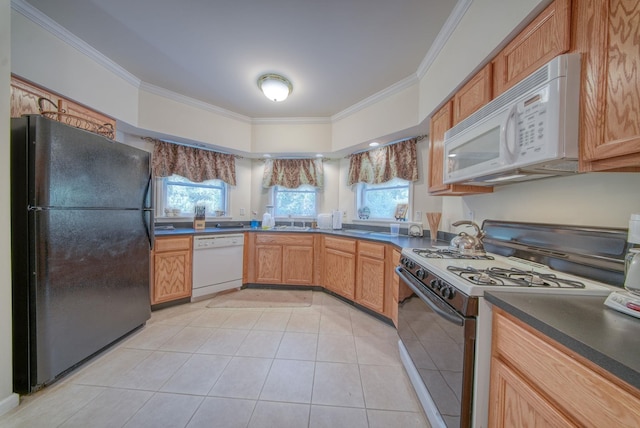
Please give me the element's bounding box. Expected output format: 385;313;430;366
515;90;550;158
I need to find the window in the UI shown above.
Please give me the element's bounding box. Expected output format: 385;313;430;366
357;178;410;220
272;185;317;218
157;174;228;217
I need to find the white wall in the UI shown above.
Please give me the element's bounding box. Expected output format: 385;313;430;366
137;89;253;153
333;82;419;151
441;173;640;231
1;0;20;416
10;10;140;125
252;121;332;154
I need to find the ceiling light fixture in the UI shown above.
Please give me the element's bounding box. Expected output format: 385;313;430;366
257;73;293;102
369;142;380;147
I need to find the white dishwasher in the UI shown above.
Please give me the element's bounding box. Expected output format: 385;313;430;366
192;234;244;301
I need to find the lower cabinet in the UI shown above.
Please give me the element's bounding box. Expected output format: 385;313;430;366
355;241;386;314
151;235;192;305
322;236;357;300
248;233;316;285
489;308;640;427
246;232;401;320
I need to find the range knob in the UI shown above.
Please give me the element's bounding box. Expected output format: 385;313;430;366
416;269;426;280
441;286;456;300
429;279;441;290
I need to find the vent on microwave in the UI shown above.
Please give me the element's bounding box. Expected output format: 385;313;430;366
446;58;560;140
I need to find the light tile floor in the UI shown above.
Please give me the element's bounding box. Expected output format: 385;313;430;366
0;290;430;428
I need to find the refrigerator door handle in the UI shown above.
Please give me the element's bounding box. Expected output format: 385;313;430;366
142;173;154;250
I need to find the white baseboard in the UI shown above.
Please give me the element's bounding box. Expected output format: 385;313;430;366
0;393;19;417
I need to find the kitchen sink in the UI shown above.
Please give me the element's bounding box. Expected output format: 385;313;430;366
340;229;372;235
273;225;310;231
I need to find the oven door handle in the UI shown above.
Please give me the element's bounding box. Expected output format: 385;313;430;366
396;267;464;326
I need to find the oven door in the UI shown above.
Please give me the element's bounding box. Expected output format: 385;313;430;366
396;267;476;428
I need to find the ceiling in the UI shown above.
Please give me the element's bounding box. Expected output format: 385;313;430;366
22;0;458;120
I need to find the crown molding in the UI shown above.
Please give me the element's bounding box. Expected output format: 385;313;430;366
251;117;331;125
331;74;418;122
416;0;473;80
139;81;252;124
11;0;141;88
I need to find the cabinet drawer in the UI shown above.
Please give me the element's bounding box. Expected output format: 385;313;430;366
358;241;385;259
155;236;192;252
256;233;314;246
324;236;356;253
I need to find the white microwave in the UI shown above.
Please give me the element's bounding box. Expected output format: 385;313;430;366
443;53;581;185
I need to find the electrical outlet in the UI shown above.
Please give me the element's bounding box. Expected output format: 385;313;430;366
239;208;245;216
468;210;475;221
342;211;347;219
415;211;422;221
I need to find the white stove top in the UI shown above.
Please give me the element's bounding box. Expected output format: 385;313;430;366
401;247;618;297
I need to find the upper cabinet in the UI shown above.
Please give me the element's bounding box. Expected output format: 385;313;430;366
492;0;571;97
573;0;640;171
453;63;493;125
428;0;640;196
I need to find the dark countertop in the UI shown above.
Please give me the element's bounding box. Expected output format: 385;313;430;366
154;225;444;249
485;292;640;391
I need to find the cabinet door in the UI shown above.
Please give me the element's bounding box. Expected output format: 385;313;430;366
428;102;493;195
575;0;640;170
283;245;314;285
324;248;356;300
489;357;577;427
152;250;192;304
492;0;571;96
255;245;283;283
356;255;385;313
453;63;493;125
151;236;192;305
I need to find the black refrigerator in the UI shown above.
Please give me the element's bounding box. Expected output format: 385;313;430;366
10;115;154;394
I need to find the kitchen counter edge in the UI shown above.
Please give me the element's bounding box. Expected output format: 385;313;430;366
155;227;441;248
485;291;640;392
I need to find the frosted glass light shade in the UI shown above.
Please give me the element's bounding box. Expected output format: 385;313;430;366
258;74;292;102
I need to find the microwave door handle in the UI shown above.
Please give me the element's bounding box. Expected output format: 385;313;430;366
502;104;519;163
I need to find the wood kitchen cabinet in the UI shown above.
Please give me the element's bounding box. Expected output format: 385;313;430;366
573;0;640;171
151;235;192;305
322;236;357;300
428;101;493;195
453;63;493;125
355;241;386;314
492;0;571;97
247;233;316;286
489;308;640;427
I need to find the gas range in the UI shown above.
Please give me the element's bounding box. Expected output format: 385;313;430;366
396;221;628;428
400;246;617;298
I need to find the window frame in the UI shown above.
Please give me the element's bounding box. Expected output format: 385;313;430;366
270;185;319;219
356;178;413;222
155;175;229;218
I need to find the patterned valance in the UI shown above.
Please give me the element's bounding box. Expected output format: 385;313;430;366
262;158;324;189
151;139;237;185
347;138;419;186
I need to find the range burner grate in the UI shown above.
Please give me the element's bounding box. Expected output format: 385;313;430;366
412;248;494;260
447;266;586;288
